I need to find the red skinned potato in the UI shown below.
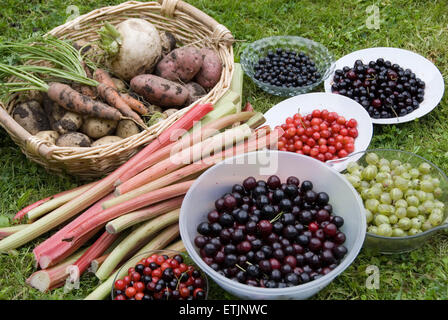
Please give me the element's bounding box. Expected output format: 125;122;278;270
155;46;203;82
130;74;189;107
184;82;207;105
195;48;223;89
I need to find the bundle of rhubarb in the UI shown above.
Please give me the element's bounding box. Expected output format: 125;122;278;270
0;90;281;299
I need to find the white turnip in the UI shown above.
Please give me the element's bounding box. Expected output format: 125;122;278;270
99;19;162;81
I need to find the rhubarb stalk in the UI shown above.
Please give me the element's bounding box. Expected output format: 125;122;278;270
67;231;119;282
89;254;109;273
96;209;179;280
102;127;280;209
0;103;212;252
164;240;185;253
105;196;183;234
115;111;256;186
116;124;252;195
34;193;114;269
85;224;179;300
13;181;96;221
0;224;29;239
62;180;194;245
26;249;86;292
27;183;95;221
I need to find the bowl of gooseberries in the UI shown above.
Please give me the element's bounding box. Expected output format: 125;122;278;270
339;149;448;254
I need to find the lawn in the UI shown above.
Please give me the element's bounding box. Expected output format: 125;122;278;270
0;0;447;300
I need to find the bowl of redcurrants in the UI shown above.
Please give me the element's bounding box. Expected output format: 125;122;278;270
337;149;448;254
180;150;366;299
111;251;208;300
240;36;334;96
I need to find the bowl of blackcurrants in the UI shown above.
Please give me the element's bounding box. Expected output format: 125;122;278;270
324;47;445;124
240;36;334;97
179;150;366;300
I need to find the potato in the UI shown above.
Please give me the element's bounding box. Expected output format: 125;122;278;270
34;131;59;145
13;100;50;135
54;112;83;134
42;95;65;131
130;74;189;107
184;82;206;105
195;48;223;89
56;132;91;147
116;120;140;139
155;46;203;82
160;31;177;55
92;136;123;147
81;117;118;139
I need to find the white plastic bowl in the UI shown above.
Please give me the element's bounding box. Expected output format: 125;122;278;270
324;47;445;124
180;151;366;300
262;92;373;172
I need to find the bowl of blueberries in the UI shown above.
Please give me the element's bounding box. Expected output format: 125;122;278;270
324;47;445;124
240;36;334;97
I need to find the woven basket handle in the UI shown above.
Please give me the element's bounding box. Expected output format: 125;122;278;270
159;0;234;44
0;105;54;159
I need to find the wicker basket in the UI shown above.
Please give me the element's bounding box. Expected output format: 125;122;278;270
0;0;234;179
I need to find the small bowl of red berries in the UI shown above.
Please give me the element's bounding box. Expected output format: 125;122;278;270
112;250;208;300
241;36;334;96
263;92;373;172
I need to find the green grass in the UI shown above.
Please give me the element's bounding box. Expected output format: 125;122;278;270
0;0;447;300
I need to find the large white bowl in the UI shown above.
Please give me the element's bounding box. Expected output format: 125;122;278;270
263;92;373;172
324;47;445;124
180;151;366;300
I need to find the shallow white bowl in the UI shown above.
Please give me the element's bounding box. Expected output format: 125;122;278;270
179;151;366;300
324;47;445;124
263;92;373;172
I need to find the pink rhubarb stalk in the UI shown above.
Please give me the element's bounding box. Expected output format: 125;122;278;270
67;231;119;282
62;180;195;245
26;249;86;292
34;194;114;269
115;111;255;186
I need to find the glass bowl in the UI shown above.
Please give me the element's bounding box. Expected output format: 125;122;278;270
328;149;448;254
111;250;209;300
240;36;334;97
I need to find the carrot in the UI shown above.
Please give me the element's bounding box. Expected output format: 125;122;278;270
94;69;144;125
47;82;123;121
93;69;117;89
97;83;144;125
119;93;149;115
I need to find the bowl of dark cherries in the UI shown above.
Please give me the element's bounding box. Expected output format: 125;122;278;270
180;150;366;299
